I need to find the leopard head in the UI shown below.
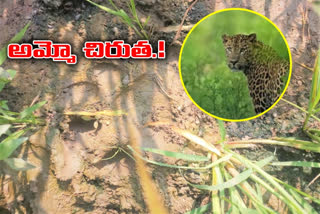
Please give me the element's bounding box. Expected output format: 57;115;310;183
222;33;257;71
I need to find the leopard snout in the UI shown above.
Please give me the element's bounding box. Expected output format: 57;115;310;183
228;59;239;69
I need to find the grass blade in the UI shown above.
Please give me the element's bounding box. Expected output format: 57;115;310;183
228;138;320;153
222;169;247;211
0;137;28;160
86;0;121;16
211;164;223;214
255;155;274;167
197;154;232;170
128;145;229;170
303;49;320;129
189;169;253;191
1;129;26;143
107;0;118;10
0;22;30;66
309;49;320;111
281;98;320;122
236;183;277;214
217;119;226;142
230;151;306;214
143;16;151;28
287;187;318;214
19;101;46;119
223;168;275;214
128;145;204;169
130;0;136;17
274;177;320;205
141;147;209;162
184;203;211;214
271;161;320;168
172;127;221;156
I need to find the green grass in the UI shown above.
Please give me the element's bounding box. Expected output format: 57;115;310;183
86;0;150;39
101;117;320;213
280;49;320;143
124;121;320;214
0;22;46;171
180;9;289;120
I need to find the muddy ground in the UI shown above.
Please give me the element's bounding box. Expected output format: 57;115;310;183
0;0;320;213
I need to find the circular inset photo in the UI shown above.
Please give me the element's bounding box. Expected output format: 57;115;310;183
179;8;292;121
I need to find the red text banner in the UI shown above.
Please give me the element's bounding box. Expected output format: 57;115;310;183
8;40;166;64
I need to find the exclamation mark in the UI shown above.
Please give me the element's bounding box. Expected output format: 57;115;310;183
158;40;165;59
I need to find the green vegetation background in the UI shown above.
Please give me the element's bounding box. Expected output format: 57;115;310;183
180;10;289;120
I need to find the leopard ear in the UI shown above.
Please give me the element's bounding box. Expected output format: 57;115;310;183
248;33;256;42
222;34;228;43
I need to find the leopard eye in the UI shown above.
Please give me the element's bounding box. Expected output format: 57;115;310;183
226;47;232;52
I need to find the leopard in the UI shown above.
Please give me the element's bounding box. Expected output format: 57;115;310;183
221;33;289;114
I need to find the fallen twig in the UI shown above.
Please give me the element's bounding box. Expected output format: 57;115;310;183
295;62;313;71
171;0;199;45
